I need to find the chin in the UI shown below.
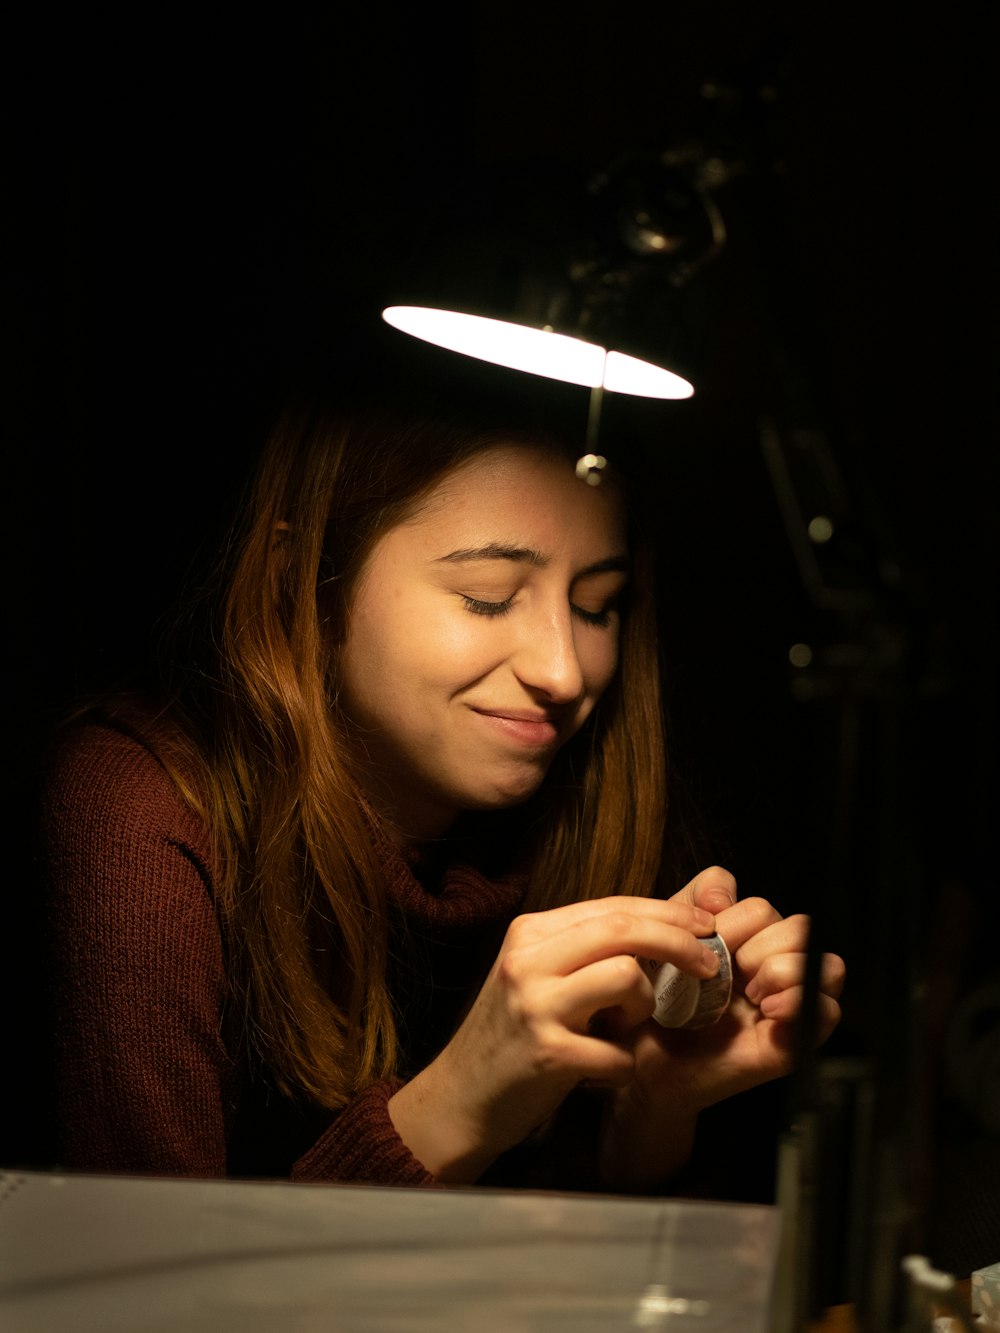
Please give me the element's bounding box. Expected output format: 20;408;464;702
463;775;551;813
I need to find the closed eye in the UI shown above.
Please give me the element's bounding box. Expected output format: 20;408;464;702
462;594;515;618
461;594;616;627
572;603;614;628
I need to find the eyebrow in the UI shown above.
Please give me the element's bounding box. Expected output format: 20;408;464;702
436;544;631;577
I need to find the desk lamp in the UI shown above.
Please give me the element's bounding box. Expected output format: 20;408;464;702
380;147;726;448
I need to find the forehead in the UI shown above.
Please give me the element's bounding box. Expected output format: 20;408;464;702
400;445;628;552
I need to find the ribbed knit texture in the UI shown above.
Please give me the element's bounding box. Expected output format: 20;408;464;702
40;701;525;1186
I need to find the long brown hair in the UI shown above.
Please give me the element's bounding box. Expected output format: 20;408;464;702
162;398;669;1108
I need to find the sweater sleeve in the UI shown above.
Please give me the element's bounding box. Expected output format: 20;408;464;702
291;1080;438;1187
41;718;443;1186
42;721;235;1176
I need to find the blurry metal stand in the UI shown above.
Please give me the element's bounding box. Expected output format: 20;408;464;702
762;418;931;1332
668;42;942;1327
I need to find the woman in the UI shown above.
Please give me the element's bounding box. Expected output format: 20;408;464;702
39;391;845;1190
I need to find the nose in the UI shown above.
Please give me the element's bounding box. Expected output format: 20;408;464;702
511;604;585;705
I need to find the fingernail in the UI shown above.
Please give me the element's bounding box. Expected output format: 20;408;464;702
704;890;735;910
744;979;761;1003
699;945;721;976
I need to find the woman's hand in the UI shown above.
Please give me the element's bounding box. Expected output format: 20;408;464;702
387;895;720;1183
667;867;844;1102
599;866;846;1191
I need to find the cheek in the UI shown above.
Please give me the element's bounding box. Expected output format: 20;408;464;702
340;599;409;717
432;616;509;670
346;595;501;706
582;632;621;700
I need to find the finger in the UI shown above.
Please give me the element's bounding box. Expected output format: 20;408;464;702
502;910;722;984
524;1019;638;1085
566;1031;638;1085
758;988;843;1040
744;951;847;1004
668;865;738;914
559;955;656;1032
510;896;717;946
714;897;785;953
732;912;835;979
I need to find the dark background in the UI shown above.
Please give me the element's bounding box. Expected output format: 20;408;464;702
4;3;996;1301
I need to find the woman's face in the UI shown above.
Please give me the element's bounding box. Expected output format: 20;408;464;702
339;445;630;842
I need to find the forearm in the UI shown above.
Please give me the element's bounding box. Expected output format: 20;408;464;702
598;1089;700;1194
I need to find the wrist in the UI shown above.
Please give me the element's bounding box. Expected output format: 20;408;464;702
387;1065;498;1185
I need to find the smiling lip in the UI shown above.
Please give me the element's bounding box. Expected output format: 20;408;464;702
471;708;562;747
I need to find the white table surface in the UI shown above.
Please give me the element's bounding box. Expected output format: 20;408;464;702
0;1169;781;1331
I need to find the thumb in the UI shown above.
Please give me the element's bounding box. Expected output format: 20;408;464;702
673;866;737;915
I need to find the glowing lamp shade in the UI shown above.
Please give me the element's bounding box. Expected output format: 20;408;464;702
381;306;694;400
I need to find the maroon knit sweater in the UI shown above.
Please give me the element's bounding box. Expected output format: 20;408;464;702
39;703;527;1186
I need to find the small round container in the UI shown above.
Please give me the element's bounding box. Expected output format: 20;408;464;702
638;933;733;1029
